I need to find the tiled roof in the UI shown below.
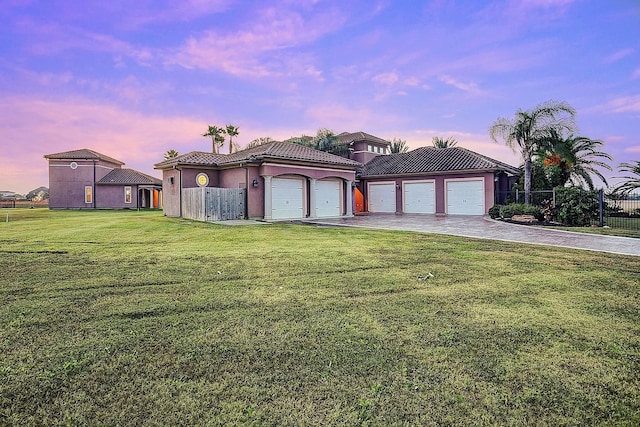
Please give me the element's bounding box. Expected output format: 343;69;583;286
155;142;361;169
98;169;162;185
337;131;391;146
44;149;124;165
154;151;226;169
219;141;361;167
360;147;520;177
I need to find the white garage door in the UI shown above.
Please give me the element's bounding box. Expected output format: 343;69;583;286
403;181;435;214
272;177;304;219
446;180;484;215
368;182;396;213
316;180;341;218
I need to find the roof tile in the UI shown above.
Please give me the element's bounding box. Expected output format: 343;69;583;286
360;147;520;176
98;169;162;185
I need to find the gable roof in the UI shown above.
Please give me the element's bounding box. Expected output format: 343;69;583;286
155;141;361;170
360;147;520;177
337;131;390;146
98;169;162;185
44;149;125;165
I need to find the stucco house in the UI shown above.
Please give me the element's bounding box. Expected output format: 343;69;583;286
154;132;519;220
44;149;162;209
154;141;360;220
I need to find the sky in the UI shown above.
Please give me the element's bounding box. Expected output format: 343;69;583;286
1;0;639;195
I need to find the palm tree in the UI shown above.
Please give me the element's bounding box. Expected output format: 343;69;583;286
541;132;612;189
202;125;226;154
489;100;576;204
613;161;640;194
432;136;458;148
225;124;239;154
163;149;179;160
390;138;408;153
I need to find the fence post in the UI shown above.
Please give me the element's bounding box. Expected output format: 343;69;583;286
598;189;604;227
552;188;556;207
515;189;519;204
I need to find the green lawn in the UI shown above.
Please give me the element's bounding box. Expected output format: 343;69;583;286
1;209;639;426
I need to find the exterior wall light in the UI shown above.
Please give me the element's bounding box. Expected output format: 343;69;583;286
252;178;259;188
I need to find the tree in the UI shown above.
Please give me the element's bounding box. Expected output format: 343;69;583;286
390;138;408;153
489;100;576;204
225;124;239;154
245;137;274;149
613;161;640;195
432;136;458;148
202;125;226;154
290;129;347;156
163;149;179;160
540;131;612;190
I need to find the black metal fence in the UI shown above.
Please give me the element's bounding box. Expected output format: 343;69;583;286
600;194;640;230
495;189;640;231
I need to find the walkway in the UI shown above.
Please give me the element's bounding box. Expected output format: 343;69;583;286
304;214;640;257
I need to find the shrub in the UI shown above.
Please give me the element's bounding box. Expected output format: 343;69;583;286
488;205;501;219
554;187;599;226
498;203;542;221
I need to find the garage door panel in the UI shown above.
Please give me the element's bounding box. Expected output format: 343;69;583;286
368;183;396;213
316;180;341;218
446;180;484;215
272;177;304;219
403;182;435;214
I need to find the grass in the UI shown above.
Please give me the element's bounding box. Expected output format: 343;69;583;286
1;209;639;426
543;225;640;238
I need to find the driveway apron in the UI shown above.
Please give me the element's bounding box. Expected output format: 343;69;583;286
304;214;640;257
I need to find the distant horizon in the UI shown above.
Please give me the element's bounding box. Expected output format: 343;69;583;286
2;1;638;194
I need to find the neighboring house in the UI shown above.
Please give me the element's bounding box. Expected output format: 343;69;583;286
154;141;361;220
44;149;162;209
357;146;520;215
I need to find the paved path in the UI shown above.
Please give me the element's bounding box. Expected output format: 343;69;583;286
304;214;640;257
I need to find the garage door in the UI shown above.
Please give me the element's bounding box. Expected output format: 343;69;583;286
368;182;396;213
403;181;435;214
446;180;484;215
272;177;304;219
315;180;341;218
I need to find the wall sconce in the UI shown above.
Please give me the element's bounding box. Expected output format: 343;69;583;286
252;178;259;188
169;177;174;184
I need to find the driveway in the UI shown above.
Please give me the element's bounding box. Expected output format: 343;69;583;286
303;214;640;257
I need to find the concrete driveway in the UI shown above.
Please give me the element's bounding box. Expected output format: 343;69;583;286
304;214;640;257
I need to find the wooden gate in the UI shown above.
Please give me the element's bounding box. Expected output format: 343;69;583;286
182;187;246;222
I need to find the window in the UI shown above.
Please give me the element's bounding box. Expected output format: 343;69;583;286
124;186;132;204
196;172;209;187
367;144;373;152
85;186;92;204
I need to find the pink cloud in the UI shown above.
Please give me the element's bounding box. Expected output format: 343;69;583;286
599;95;640;114
0;95;213;194
372;72;399;85
604;48;635;64
165;6;345;78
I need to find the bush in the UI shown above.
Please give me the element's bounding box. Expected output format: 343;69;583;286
488;205;501;219
554;187;599;226
498;203;542;221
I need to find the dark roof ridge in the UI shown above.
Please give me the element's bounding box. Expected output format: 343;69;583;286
44;148;125;165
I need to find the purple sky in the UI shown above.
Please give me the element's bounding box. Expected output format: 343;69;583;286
2;0;639;194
